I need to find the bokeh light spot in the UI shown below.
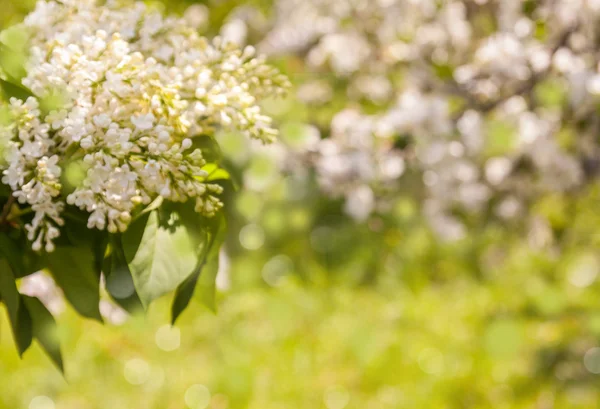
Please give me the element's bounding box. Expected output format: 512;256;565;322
29;396;55;409
567;253;599;288
281;122;320;149
584;347;600;374
185;384;211;409
324;386;350;409
155;325;181;351
239;224;265;250
235;191;262;220
124;358;151;385
245;155;278;190
262;255;293;286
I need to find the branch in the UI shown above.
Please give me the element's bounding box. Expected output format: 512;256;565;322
445;24;579;117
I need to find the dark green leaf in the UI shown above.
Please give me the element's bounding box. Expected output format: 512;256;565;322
19;247;44;278
191;134;222;163
0;232;26;276
0;258;32;355
22;295;63;372
0;183;11;198
0;79;32;100
103;235;143;314
64;219;109;276
43;246;102;321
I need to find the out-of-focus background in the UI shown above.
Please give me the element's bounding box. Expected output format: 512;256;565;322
4;0;600;408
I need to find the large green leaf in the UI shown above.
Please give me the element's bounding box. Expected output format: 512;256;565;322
0;25;30;51
122;209;201;308
63;218;108;277
103;235;143;314
0;29;29;84
194;216;226;313
170;226;211;323
171;214;226;323
0;258;32;355
0;232;25;277
44;246;102;321
0;232;45;279
22;295;63;372
19;247;44;278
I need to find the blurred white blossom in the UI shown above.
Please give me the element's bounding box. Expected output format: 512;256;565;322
249;0;600;228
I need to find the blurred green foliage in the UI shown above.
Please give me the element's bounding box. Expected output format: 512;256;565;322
3;1;600;409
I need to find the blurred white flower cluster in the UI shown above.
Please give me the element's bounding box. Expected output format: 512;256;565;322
19;271;64;315
0;0;289;251
222;0;600;235
20;271;129;324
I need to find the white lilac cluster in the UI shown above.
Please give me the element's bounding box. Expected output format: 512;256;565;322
228;0;600;235
0;0;289;251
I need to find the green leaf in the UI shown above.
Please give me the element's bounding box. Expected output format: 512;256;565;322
0;25;30;51
0;233;43;279
103;235;143;314
0;79;32;100
43;246;102;321
122;209;200;308
171;214;226;323
133;196;163;221
0;258;33;355
170;227;210;323
0;44;28;83
63;219;108;276
201;163;231;182
0;183;11;198
195;216;226;313
191;134;222;163
22;295;63;372
19;247;44;278
0;232;26;276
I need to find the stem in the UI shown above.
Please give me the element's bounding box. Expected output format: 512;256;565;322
0;195;15;225
6;206;34;221
441;24;579;120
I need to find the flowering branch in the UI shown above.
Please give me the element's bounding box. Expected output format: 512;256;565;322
0;0;289;368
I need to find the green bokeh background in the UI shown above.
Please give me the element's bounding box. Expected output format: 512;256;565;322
3;1;600;408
